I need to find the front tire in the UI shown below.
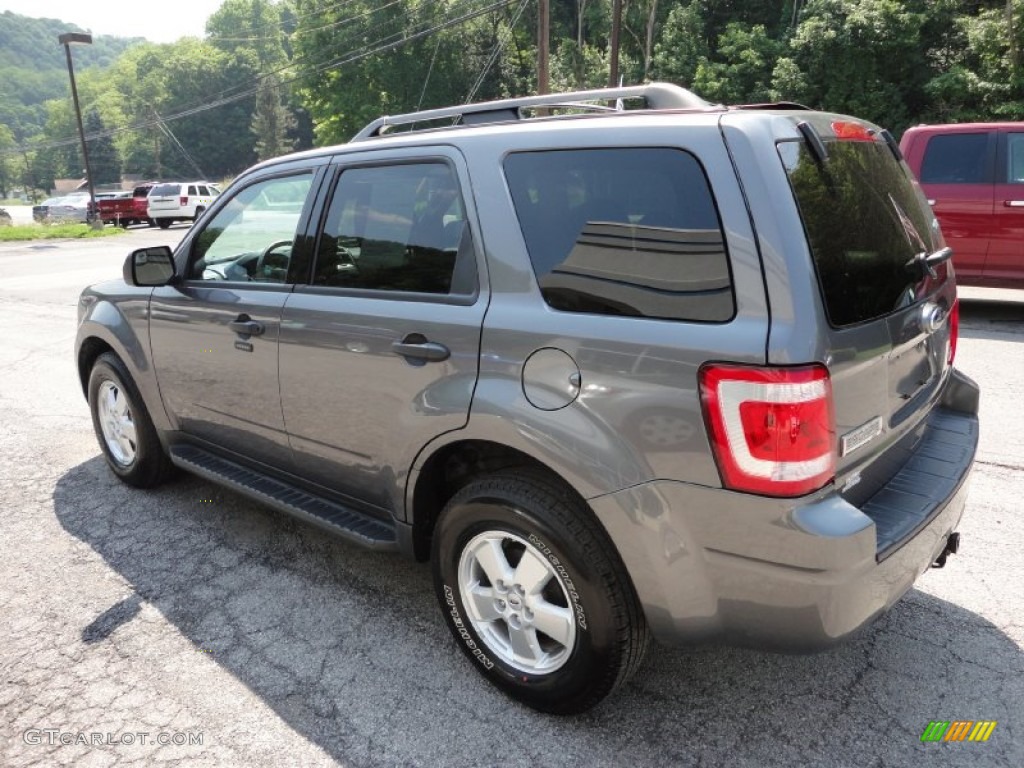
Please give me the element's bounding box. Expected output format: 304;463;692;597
88;353;174;488
432;471;648;714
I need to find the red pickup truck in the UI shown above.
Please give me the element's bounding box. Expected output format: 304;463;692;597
98;183;158;228
901;123;1024;287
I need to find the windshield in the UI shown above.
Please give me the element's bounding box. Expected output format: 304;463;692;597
779;138;946;327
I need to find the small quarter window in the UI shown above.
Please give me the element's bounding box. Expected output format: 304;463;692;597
504;148;733;322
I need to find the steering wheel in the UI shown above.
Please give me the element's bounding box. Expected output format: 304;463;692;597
255;240;293;281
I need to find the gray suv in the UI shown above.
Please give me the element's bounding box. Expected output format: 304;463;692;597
75;83;979;714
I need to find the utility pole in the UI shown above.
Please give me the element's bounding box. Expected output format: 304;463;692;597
538;0;549;95
609;0;622;87
58;32;100;227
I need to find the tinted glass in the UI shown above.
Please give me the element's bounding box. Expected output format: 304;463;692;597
189;174;313;283
504;148;733;322
151;183;179;196
919;133;990;184
188;185;198;196
314;163;475;294
1007;133;1024;183
779;139;944;327
198;185;210;195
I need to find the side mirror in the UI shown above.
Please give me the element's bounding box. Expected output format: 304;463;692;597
124;246;176;287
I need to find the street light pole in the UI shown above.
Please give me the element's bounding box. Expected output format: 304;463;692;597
58;32;100;227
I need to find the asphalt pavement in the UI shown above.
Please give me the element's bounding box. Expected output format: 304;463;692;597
0;227;1021;767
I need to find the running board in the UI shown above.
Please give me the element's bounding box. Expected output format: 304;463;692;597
169;444;398;551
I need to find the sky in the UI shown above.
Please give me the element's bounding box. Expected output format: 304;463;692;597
0;1;225;43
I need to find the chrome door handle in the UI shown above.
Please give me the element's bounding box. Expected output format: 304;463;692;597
1003;200;1024;207
391;338;450;362
228;317;264;337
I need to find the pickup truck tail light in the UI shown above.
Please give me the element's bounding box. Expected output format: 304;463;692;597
699;364;836;497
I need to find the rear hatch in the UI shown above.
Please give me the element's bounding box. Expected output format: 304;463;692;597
148;183;182;214
773;116;958;547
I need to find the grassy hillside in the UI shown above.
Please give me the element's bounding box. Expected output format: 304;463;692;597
0;11;143;142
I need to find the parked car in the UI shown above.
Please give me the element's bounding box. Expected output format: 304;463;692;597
32;196;63;222
76;83;978;714
147;181;219;228
37;194;91;224
901;122;1024;287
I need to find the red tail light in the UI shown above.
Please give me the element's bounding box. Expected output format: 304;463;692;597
948;298;959;366
699;364;836;497
180;196;188;205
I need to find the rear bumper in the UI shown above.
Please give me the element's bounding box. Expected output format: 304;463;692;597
590;369;979;650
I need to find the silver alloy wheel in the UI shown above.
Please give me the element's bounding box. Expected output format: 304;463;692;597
458;530;577;674
97;379;138;466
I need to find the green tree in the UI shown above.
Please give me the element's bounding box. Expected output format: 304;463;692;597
693;22;783;103
652;2;709;87
252;75;297;161
85;109;121;185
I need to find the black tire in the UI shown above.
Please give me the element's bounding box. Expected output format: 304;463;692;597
146;218;156;228
432;470;649;714
88;352;174;488
193;206;205;222
156;218;171;229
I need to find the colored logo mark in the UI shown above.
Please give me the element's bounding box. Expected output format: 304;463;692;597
921;721;997;742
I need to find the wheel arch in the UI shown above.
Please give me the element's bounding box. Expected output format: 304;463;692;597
407;438;594;562
76;298;172;435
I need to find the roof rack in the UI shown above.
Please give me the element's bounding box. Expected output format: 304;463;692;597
350;82;712;141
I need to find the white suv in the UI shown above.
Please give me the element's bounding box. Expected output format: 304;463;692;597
147;182;220;229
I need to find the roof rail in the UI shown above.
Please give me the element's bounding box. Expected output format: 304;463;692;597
350;82;711;141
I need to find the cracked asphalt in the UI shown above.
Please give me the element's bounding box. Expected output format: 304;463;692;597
1;226;1022;767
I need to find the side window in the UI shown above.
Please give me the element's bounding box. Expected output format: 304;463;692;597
504;148;733;322
314;162;475;295
198;185;210;196
1007;133;1024;183
188;185;198;196
920;133;991;184
188;173;314;283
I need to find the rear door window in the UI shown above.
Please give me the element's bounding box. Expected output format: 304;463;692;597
504;148;733;322
779;138;944;327
919;133;993;184
188;185;198;196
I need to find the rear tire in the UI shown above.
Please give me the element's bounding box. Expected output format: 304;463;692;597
156;218;171;229
432;470;648;714
88;352;174;488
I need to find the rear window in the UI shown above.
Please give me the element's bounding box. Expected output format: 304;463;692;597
151;184;180;196
919;133;991;184
504;148;733;322
779;138;943;327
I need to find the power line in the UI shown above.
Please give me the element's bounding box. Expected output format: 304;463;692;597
2;0;513;158
465;0;530;104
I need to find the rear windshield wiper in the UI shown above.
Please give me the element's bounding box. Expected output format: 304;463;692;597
904;246;953;279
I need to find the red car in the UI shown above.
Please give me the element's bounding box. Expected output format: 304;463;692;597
901;122;1024;287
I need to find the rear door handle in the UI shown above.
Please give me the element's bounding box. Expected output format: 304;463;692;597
228;316;265;337
1004;200;1024;207
391;337;450;362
